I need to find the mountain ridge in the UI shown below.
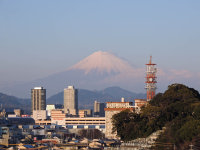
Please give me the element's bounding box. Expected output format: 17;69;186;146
0;51;144;98
69;51;135;74
0;86;146;113
47;86;146;109
0;92;31;113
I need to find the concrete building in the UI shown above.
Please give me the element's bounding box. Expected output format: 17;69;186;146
8;114;17;118
94;101;105;117
14;109;23;117
35;117;105;126
65;117;105;125
6;117;35;125
31;87;46;113
79;109;92;117
104;99;134;139
0;127;9;147
134;99;147;113
51;109;66;125
46;104;55;117
46;104;64;117
64;86;78;115
32;110;47;121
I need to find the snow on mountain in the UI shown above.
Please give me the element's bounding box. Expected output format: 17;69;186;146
0;51;145;98
1;51;198;98
69;51;135;74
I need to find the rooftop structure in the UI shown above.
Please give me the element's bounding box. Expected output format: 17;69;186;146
34;87;44;90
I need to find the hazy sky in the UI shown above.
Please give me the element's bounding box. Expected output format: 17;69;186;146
0;1;200;87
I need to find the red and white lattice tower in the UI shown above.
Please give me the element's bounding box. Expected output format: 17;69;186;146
145;56;157;101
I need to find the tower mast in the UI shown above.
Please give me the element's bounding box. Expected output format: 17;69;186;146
145;56;157;101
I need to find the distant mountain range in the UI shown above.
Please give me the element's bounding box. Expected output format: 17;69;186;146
0;51;144;98
0;93;31;113
47;86;146;109
1;51;199;99
0;87;146;112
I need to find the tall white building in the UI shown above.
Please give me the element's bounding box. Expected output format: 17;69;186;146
64;86;78;115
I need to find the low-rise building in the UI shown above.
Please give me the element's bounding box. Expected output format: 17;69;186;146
46;104;55;117
14;109;24;117
79;109;92;117
65;117;105;125
134;99;147;113
0;127;9;147
104;98;134;139
35;116;105;126
51;109;66;125
32;110;47;121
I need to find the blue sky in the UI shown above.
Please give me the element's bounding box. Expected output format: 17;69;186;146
0;1;200;90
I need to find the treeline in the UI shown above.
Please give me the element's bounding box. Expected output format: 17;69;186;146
112;84;200;149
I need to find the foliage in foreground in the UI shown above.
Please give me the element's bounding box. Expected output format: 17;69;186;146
112;84;200;149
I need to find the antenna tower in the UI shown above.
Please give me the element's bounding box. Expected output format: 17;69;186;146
145;56;157;101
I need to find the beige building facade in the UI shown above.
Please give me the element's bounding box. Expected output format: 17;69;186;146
65;117;105;125
64;86;78;115
79;109;92;117
134;99;147;113
51;109;66;125
35;116;105;126
105;101;134;139
32;110;47;121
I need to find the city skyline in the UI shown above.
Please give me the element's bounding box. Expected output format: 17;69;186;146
1;1;200;95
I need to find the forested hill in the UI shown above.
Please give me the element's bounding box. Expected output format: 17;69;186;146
0;93;30;113
112;84;200;150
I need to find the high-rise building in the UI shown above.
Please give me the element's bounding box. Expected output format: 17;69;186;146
94;101;105;117
31;87;46;113
64;86;78;115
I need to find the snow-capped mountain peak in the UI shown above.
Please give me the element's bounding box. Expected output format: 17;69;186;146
69;51;134;74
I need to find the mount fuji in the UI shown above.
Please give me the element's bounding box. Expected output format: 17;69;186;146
1;51;145;98
70;51;135;74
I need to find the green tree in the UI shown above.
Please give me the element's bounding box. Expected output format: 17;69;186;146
112;84;200;149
